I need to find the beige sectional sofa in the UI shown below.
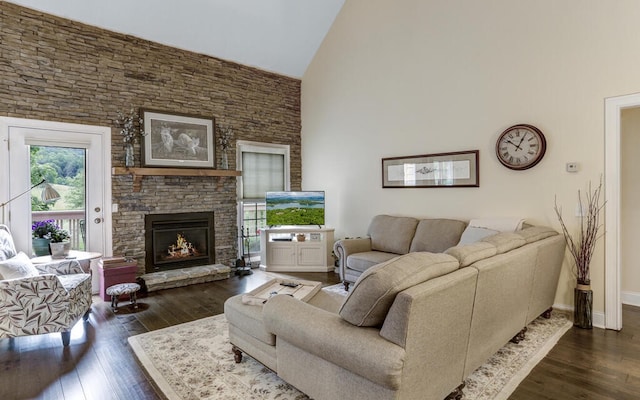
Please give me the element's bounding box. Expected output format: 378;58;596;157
224;218;565;400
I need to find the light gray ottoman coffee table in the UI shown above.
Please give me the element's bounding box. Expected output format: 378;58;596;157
224;278;343;371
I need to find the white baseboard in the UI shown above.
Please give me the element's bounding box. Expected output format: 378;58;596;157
553;303;605;329
622;291;640;307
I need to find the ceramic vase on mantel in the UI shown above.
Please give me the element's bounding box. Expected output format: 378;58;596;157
125;143;135;167
574;280;593;329
220;151;229;169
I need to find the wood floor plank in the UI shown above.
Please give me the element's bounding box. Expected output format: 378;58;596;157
2;269;638;400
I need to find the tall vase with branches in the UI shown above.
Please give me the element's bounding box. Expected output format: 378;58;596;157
115;109;145;167
554;179;604;328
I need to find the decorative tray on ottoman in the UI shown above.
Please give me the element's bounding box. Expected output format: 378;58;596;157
242;278;322;305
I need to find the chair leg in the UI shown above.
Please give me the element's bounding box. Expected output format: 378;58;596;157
61;331;71;346
232;345;243;363
111;294;119;312
130;291;138;309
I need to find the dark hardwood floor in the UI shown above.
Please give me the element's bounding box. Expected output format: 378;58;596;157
1;269;639;400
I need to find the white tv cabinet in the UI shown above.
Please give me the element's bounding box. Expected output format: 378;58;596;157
260;227;335;272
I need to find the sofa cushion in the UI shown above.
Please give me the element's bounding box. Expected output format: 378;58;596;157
517;226;558;243
457;226;500;245
339;252;459;327
409;218;468;253
481;232;526;254
368;215;418;255
468;218;525;232
0;252;39;280
445;242;498;267
347;251;399;273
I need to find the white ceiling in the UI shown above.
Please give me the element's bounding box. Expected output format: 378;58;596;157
6;0;345;78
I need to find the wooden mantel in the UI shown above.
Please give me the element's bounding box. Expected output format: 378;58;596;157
112;167;241;192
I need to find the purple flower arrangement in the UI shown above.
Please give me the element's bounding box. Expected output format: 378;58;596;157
32;219;70;242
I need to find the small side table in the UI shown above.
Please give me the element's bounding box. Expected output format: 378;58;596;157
106;282;141;312
31;250;102;273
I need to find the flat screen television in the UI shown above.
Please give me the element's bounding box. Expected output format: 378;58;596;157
265;191;325;227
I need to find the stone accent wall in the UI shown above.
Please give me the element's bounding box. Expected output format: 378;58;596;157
0;3;301;272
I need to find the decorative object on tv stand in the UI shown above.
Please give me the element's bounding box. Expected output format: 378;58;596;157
217;124;233;170
141;109;215;169
554;178;604;329
1;178;60;225
115;109;145;168
382;150;479;188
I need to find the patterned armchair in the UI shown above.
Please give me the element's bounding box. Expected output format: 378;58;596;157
0;225;92;346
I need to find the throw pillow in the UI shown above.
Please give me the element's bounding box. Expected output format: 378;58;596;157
457;226;500;245
0;252;40;280
0;225;17;261
339;252;459;327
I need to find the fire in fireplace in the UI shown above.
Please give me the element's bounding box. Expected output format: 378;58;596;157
144;212;215;273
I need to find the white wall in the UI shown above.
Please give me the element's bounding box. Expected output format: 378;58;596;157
621;107;640;306
301;0;640;314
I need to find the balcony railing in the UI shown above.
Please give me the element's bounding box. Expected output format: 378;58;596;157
32;210;85;250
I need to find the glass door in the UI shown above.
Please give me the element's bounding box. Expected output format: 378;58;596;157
4;122;109;257
30;145;87;252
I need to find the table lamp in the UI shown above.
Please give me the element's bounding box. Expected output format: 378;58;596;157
0;179;61;224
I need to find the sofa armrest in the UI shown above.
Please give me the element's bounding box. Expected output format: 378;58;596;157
34;259;84;275
0;275;71;336
333;238;372;282
263;294;405;390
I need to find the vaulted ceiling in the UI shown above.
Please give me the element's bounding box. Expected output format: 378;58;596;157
5;0;345;78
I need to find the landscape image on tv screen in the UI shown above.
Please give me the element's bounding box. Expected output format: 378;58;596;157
266;191;325;226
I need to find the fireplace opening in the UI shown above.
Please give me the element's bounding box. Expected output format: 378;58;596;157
145;212;215;273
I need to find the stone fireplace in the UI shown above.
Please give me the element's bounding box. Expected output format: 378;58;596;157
144;212;215;273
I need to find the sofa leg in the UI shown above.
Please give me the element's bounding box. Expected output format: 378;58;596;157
445;382;465;400
343;281;350;291
61;331;71;347
232;345;243;363
510;327;528;344
542;307;553;319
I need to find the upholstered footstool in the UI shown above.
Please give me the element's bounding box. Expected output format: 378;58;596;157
106;282;140;312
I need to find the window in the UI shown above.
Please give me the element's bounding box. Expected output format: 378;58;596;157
236;141;290;263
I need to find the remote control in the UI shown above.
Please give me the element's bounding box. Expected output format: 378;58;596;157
280;282;299;288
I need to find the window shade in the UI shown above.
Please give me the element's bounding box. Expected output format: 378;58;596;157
242;152;285;199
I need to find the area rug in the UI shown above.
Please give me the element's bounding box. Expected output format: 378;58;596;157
128;288;572;400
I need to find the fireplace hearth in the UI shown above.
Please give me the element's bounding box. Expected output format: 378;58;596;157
145;212;215;273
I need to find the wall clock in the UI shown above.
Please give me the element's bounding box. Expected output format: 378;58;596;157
495;124;546;170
